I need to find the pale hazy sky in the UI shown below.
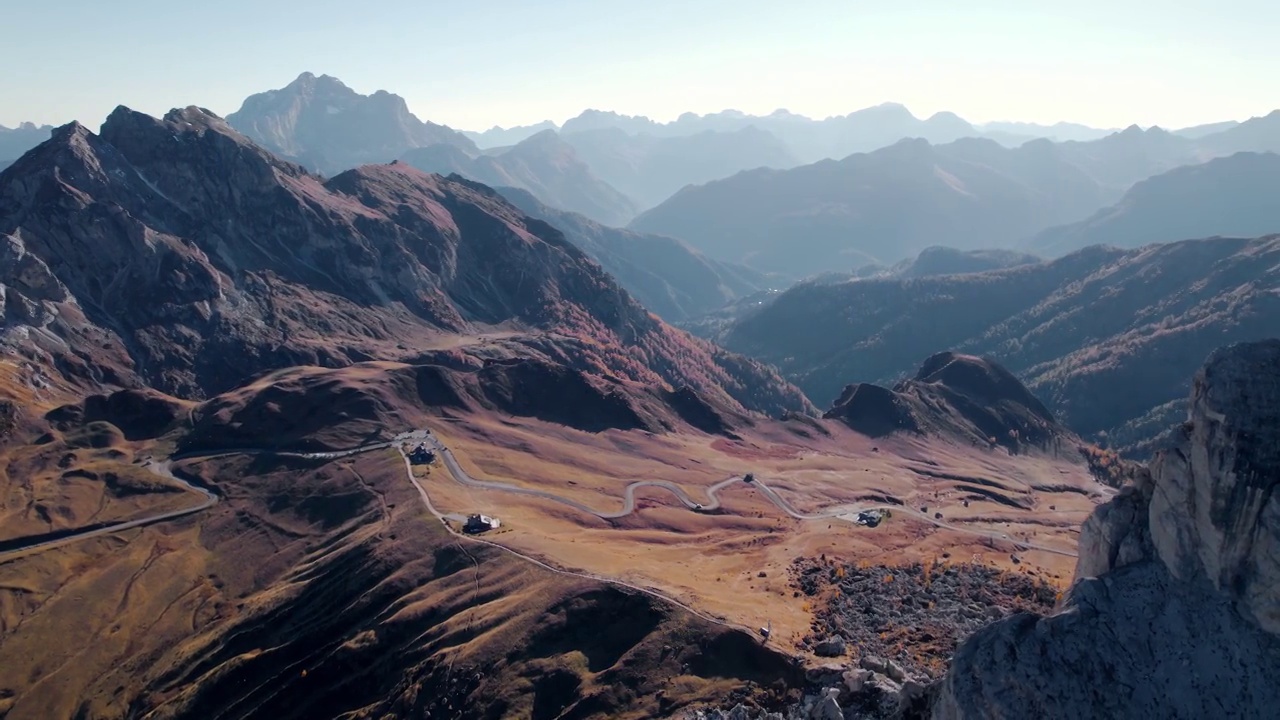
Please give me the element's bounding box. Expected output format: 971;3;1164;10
3;0;1277;131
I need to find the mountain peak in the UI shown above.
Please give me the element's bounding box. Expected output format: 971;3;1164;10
225;75;476;173
519;128;562;145
50;119;92;142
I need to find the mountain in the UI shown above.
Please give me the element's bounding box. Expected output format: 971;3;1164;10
497;186;768;321
0;122;54;164
719;236;1280;455
224;72;477;175
1173;119;1241;138
0;106;811;418
1053;125;1207;191
561;126;800;209
979;120;1115;142
933;340;1280;718
561;109;664;136
0;159;12;173
559;105;1048;162
400;130;638;226
678;247;1041;340
463;120;559;148
630;137;1109;277
1029;152;1280;256
887;246;1042;278
824;352;1075;454
1196;109;1280;154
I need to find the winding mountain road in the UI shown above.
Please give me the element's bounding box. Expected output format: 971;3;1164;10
0;460;218;563
0;426;1078;566
422;437;1078;557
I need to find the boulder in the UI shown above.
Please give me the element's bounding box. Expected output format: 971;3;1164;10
843;668;872;694
858;655;888;674
810;688;843;720
804;663;846;686
813;635;846;657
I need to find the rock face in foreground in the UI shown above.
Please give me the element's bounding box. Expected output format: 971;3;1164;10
932;340;1280;719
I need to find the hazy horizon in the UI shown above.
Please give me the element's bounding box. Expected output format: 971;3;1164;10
4;0;1278;132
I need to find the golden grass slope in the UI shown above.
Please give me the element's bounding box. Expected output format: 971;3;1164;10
0;444;798;720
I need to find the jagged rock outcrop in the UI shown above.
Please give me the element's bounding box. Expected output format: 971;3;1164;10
931;340;1280;719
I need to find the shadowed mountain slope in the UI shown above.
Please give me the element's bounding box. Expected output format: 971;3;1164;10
401;130;638;226
497;186;767;322
721;236;1280;454
1028;152;1280;256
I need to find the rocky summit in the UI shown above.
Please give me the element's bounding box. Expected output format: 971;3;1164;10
931;340;1280;719
224;72;477;174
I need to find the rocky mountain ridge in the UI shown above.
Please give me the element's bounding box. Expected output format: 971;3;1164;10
0;106;811;418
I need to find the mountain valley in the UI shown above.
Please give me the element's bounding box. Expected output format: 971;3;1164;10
718;235;1280;456
2;46;1279;720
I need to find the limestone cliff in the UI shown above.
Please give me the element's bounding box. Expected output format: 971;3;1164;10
931;340;1280;719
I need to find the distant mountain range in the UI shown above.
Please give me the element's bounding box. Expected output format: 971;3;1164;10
1028;152;1280;256
483;104;1037;163
6;76;1277;268
401;130;638;226
716;235;1280;455
496;187;767;321
630;137;1111;276
463;121;558;147
978;121;1116;143
560;126;800;209
0;122;53;166
632;119;1280;276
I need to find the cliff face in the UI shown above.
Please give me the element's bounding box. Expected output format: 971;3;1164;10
932;340;1280;718
1148;341;1280;634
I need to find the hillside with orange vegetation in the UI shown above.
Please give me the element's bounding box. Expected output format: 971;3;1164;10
0;316;1121;719
0;394;801;720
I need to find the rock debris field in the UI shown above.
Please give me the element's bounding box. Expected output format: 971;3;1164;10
793;558;1059;679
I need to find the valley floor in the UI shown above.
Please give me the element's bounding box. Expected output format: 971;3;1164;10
416;413;1110;655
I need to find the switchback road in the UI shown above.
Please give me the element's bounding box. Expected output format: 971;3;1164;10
0;426;1076;565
